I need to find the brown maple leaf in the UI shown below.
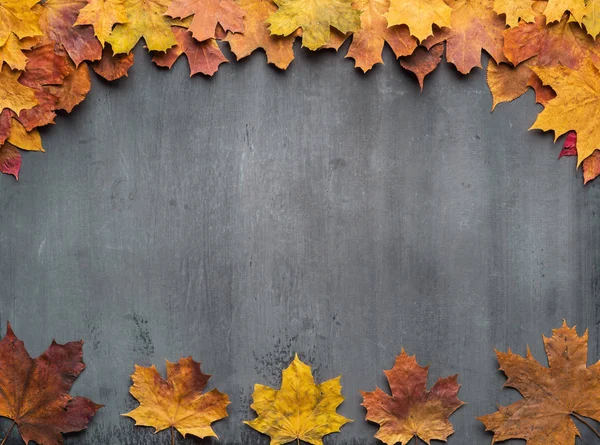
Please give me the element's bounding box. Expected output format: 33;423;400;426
166;0;245;42
400;43;444;90
361;350;464;445
479;322;600;444
91;45;134;81
37;0;103;66
153;26;228;76
0;323;102;445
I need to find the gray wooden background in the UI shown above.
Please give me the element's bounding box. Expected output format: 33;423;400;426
0;41;599;445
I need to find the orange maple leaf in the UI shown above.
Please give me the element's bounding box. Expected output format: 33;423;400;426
0;323;102;444
361;350;464;445
153;26;228;76
479;322;600;445
166;0;245;42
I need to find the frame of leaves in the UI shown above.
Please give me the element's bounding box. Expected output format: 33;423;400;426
0;0;598;183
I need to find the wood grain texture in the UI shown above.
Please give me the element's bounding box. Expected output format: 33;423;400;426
0;41;599;444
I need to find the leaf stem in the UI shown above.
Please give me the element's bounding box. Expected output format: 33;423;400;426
573;413;600;438
171;426;174;445
1;421;16;445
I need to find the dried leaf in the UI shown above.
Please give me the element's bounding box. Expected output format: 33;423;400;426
106;0;177;54
266;0;361;50
245;354;351;445
544;0;585;23
91;45;134;80
123;357;230;440
0;323;102;444
362;350;463;445
38;0;103;66
166;0;245;42
385;0;452;42
7;117;43;151
581;0;600;37
0;0;41;46
530;60;600;165
74;0;128;45
558;132;600;183
0;35;37;71
400;43;444;90
0;142;21;179
0;65;38;115
493;0;536;27
46;62;92;112
152;26;227;76
479;321;600;444
345;0;417;72
224;0;297;69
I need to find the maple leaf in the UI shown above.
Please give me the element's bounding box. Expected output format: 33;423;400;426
106;0;177;54
424;0;507;74
46;62;91;112
503;9;599;70
166;0;245;42
0;0;41;47
37;0;103;66
0;65;38;115
558;132;600;183
385;0;452;42
224;0;297;69
493;0;536;27
581;0;600;37
0;35;37;71
74;0;128;45
91;45;134;80
487;58;555;109
266;0;361;51
245;354;351;445
400;43;444;90
361;350;463;445
123;357;230;441
345;0;417;72
479;321;600;444
0;323;102;444
544;0;585;23
0;109;10;144
0;142;21;179
530;60;600;165
153;27;227;76
6;117;43;151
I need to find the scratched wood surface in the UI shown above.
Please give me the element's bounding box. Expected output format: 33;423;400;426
0;43;599;445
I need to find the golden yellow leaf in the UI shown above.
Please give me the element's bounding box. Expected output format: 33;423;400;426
581;0;600;37
0;0;41;47
266;0;361;50
123;357;230;440
75;0;128;45
7;117;43;151
0;65;38;115
493;0;536;26
544;0;585;23
0;35;37;70
245;354;351;445
106;0;178;54
531;60;600;165
385;0;452;42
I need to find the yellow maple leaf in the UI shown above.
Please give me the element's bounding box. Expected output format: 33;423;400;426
581;0;600;37
7;118;43;151
0;65;38;115
266;0;361;50
0;35;37;70
0;0;41;47
531;60;600;165
245;354;351;445
106;0;178;54
492;0;536;27
385;0;452;42
75;0;128;45
123;357;230;440
544;0;585;23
